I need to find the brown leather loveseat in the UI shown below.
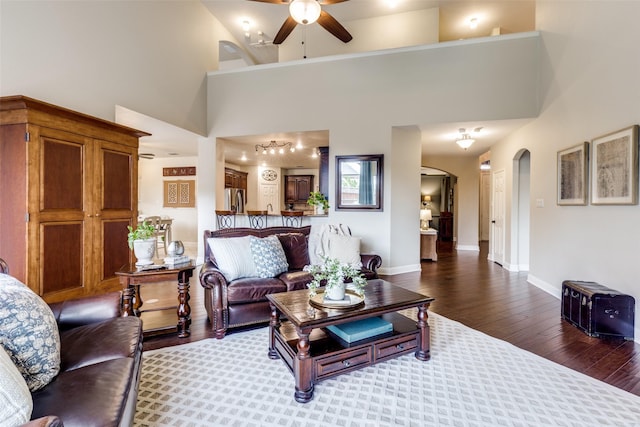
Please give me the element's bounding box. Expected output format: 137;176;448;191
199;226;382;339
0;259;143;427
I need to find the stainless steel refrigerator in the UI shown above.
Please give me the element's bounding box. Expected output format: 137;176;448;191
224;188;246;213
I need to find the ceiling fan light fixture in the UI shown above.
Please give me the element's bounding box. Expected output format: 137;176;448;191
289;0;321;25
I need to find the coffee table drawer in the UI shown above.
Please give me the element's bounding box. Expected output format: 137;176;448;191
375;333;418;361
315;347;372;380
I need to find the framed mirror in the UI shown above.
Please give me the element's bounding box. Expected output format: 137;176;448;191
335;154;384;211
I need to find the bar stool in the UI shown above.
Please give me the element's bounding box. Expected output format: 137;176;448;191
247;210;268;229
281;210;304;227
215;210;236;229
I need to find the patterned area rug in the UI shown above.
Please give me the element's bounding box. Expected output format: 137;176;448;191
134;312;640;427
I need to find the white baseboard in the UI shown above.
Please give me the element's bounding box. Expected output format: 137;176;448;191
457;245;480;251
527;274;561;299
378;264;421;276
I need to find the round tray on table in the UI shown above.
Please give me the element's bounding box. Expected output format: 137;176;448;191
309;289;365;310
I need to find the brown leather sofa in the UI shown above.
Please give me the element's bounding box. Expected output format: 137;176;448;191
199;226;382;339
0;259;143;427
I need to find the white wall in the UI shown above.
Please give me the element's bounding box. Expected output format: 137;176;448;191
0;0;225;135
207;33;540;272
279;8;440;62
490;1;640;338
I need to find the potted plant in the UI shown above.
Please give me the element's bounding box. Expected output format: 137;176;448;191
304;257;367;301
127;221;157;266
307;191;329;215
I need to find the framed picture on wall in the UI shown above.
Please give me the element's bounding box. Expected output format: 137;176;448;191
590;125;639;205
557;142;589;205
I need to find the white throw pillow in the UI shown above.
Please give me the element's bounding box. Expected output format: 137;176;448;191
207;236;257;281
0;273;61;392
327;234;362;267
0;346;33;425
249;235;289;278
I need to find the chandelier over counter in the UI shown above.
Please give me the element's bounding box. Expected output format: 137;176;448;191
255;140;296;155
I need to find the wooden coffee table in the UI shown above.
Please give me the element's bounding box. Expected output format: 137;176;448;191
266;279;434;403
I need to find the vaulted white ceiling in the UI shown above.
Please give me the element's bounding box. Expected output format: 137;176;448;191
127;1;536;166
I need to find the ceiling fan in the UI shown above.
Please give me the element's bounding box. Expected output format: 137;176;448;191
249;0;352;45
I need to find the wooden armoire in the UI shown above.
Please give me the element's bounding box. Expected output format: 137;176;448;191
0;96;150;303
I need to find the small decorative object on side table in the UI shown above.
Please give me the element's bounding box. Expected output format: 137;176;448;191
127;221;157;266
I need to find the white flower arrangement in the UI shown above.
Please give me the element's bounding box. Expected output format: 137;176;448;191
304;257;367;297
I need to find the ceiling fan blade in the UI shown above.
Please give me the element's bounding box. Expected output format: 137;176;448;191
248;0;289;4
273;16;298;44
317;10;352;43
319;0;349;4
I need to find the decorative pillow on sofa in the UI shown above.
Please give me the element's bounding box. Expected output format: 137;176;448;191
277;233;310;270
327;234;362;267
207;236;257;282
0;273;61;392
0;346;33;425
249;235;289;278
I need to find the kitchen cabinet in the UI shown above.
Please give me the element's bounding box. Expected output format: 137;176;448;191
0;95;149;303
285;175;314;203
225;167;248;190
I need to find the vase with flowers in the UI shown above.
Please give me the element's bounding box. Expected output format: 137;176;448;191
304;257;367;300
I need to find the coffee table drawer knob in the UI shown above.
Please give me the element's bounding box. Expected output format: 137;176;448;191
343;360;351;367
396;344;404;350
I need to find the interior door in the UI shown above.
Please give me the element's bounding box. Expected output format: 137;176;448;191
259;181;280;215
490;169;505;265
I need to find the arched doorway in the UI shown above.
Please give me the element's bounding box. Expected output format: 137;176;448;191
421;167;457;251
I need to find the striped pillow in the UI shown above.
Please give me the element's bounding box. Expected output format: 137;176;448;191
207;236;257;281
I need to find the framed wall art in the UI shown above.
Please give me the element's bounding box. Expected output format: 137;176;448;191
590;125;639;205
163;179;196;208
557;142;589;205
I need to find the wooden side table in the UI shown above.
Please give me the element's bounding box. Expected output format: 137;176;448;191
116;262;195;338
420;229;438;261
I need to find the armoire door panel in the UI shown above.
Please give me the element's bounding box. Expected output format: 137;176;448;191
40;222;84;296
101;219;131;283
41;138;84;211
102;149;133;210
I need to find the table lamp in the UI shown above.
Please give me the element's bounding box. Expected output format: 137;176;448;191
420;209;432;229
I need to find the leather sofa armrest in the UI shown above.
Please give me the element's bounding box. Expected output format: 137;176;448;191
360;254;382;274
49;291;122;332
199;261;229;290
21;416;64;427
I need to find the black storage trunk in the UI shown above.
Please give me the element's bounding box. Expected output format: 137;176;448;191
561;280;635;340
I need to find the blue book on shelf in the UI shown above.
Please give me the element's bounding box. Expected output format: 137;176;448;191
326;317;393;343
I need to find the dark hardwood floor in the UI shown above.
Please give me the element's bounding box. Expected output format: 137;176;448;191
140;242;640;397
